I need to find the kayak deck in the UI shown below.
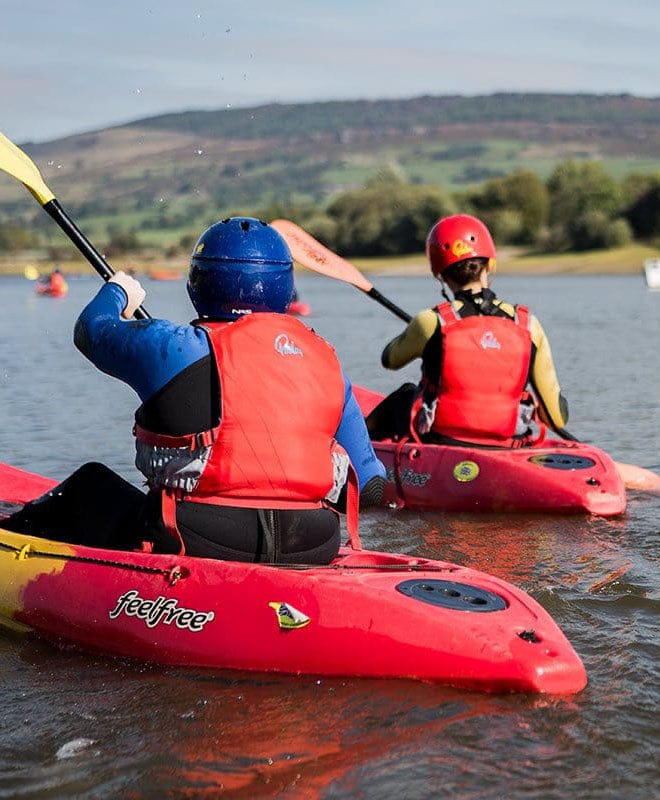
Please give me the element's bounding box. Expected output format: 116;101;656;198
0;461;587;694
355;387;626;516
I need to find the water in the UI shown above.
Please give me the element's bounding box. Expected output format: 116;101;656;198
0;272;658;799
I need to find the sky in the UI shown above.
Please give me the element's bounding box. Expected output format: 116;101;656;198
2;0;659;143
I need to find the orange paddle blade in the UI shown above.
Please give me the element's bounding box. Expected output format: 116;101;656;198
271;219;374;293
615;462;660;493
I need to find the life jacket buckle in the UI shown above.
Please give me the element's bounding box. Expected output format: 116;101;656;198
194;429;216;449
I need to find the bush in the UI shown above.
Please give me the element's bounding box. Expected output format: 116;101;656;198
304;215;339;250
547;160;623;226
569;211;632;250
326;177;455;256
468;170;549;244
482;209;524;244
104;227;141;257
0;224;39;253
624;183;660;237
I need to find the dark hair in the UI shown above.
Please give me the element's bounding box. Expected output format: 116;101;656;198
442;257;488;286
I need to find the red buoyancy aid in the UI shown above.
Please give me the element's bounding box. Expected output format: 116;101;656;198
422;302;532;445
195;314;346;504
134;313;349;508
49;272;66;293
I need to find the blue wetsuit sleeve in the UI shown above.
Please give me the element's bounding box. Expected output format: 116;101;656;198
335;373;386;489
73;282;210;402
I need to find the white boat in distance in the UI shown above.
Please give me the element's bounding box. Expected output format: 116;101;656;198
643;258;660;290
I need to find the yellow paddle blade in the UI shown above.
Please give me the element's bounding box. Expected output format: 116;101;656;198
24;264;40;280
271;219;374;293
0;131;55;205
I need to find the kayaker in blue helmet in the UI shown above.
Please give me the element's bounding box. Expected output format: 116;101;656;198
5;218;385;562
366;214;569;447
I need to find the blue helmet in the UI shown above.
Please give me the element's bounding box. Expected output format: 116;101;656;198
187;217;294;319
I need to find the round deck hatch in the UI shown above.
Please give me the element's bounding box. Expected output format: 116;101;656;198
396;579;507;612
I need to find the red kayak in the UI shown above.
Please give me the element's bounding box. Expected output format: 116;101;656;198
355;386;626;516
287;300;311;316
147;269;182;281
35;277;68;297
0;460;586;694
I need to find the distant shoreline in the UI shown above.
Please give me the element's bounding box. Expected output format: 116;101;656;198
0;243;657;277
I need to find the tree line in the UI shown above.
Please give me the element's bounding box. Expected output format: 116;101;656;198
258;160;660;257
1;158;659;258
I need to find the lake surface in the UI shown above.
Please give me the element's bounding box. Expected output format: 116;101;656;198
0;272;658;799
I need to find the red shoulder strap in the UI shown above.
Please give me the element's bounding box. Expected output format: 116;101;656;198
515;305;530;329
436;302;460;327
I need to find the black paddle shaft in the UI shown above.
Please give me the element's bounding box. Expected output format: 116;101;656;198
44;199;151;320
366;287;411;323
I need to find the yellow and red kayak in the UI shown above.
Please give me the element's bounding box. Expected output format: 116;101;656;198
0;460;586;694
355;386;626;516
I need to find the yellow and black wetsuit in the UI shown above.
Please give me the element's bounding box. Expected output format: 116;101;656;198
373;288;568;439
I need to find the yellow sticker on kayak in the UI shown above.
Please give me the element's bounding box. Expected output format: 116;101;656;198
268;601;311;630
453;460;480;482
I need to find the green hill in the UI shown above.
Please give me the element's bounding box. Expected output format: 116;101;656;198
1;93;659;251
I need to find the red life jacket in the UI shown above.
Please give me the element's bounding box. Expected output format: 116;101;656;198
134;314;361;551
419;302;532;446
50;272;66;292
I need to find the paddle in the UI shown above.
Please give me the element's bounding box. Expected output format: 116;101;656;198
24;264;40;281
271;219;660;494
270;219;412;323
0;131;150;320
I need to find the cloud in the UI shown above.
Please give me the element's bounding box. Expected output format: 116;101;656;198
2;0;659;141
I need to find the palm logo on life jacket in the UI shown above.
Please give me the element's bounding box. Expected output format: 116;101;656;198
480;331;501;350
274;333;303;356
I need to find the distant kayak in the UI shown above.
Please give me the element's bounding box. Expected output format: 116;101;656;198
147;269;182;281
0;459;587;694
643;258;660;291
354;386;626;516
35;274;68;297
288;300;311;316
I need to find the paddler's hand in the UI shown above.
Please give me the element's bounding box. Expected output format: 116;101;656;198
109;271;146;320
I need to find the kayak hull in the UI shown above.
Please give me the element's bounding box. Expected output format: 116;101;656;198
147;269;182;281
0;461;586;694
355;387;626;516
35;283;68;297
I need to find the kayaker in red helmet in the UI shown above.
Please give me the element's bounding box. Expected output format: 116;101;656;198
366;214;568;447
5;218;385;561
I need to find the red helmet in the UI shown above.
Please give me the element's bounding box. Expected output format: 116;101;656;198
426;214;496;277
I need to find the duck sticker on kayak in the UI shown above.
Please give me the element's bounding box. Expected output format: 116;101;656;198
269;602;311;630
453;461;480;482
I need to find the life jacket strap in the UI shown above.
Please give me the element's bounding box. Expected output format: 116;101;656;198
161;489;186;555
344;462;361;551
134;423;219;451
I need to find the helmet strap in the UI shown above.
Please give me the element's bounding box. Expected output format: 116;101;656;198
438;277;453;304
